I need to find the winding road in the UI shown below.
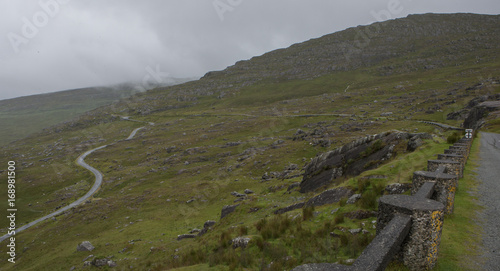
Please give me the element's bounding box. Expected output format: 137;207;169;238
0;125;146;243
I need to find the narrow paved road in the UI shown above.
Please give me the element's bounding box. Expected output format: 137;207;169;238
477;132;500;270
0;126;145;243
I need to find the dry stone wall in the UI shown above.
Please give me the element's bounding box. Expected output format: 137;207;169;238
293;136;473;271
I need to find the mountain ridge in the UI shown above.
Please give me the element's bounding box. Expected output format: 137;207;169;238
0;13;499;270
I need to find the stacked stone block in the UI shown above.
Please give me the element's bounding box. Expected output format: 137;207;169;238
293;136;473;271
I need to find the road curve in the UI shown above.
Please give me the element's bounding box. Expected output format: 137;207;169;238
0;127;145;243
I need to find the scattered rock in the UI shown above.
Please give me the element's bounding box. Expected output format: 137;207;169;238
385;183;412;195
177;234;196;241
274;202;305;215
345;210;377;220
306;187;354;207
190;229;201;234
407;136;423;151
287;182;300;192
248;207;260;213
346;194;362;204
77;241;95;252
204;220;216;228
82;255;95;262
232;237;251;249
349;228;362;235
92;258;116;267
244;189;254;194
231;191;246;197
221;204;239;219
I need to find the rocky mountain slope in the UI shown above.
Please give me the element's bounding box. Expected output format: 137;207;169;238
0;13;499;270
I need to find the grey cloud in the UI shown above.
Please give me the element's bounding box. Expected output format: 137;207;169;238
0;0;499;100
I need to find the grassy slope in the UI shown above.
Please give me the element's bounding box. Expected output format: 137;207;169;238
0;86;136;146
0;14;498;270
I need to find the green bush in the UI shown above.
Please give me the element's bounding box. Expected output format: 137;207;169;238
358;190;378;209
303;205;315;221
334;213;345;225
447;132;461;144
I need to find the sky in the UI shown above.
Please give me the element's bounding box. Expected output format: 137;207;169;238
0;0;499;100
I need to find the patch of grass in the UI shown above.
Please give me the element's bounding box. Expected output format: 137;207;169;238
433;134;484;271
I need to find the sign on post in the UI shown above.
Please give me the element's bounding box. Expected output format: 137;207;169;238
465;129;473;139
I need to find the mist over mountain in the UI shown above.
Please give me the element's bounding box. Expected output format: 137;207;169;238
0;13;499;270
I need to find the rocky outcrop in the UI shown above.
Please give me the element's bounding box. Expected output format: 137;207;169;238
306;187;354;207
300;132;430;193
463;100;500;130
221;204;239;219
274;202;306;215
448;93;500;130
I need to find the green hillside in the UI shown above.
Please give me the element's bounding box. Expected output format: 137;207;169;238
0;80;193;146
0;13;499;270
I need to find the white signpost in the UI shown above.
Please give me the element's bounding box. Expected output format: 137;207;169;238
465;129;473;139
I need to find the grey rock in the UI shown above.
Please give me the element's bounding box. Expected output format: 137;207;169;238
221;204;239;219
232;237;251;249
300;131;410;193
349;228;362;235
306;187;354;207
82;255;94;262
177;234;196;241
244;189;254;194
407;136;423;151
231;191;246;197
77;241;95;252
346;194;362;204
204;220;216;228
385;183;412;195
274;202;305;215
287;182;301;191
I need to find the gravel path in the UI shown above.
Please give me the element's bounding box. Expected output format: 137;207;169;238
476;132;500;270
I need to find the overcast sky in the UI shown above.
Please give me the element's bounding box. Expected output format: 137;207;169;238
0;0;499;100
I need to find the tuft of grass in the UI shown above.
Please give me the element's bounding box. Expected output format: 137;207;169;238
302;205;315;221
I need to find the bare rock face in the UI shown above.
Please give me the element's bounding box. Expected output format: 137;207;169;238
300;132;408;193
306;187;354;207
77;241;95;252
221;204;239;219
